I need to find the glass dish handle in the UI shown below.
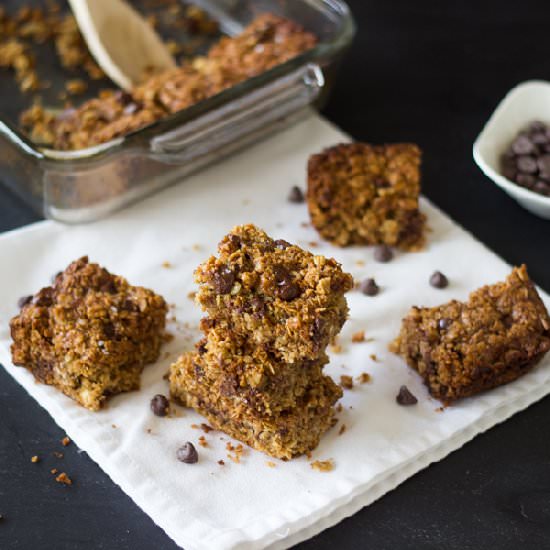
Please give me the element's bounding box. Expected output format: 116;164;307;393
149;63;324;164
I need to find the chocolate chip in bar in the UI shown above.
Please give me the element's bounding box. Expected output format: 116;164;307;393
150;394;169;417
17;295;33;309
373;244;394;263
212;266;235;294
396;385;418;406
177;442;199;464
287;186;305;203
430;271;449;289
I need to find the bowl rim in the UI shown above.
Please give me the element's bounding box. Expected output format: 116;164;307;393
473;79;550;207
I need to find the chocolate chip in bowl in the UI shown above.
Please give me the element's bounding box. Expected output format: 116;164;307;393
473;80;550;219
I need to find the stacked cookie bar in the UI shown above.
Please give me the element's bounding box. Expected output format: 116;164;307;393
170;224;353;459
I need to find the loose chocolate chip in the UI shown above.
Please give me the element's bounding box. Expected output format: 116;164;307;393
529;120;547;133
511;135;535;155
17;295;33;308
396;385;418;406
176;442;198;464
287;186;305;203
274;239;291;250
150;394;169;417
516;174;536;189
438;318;452;330
516;155;538;174
212;266;235;294
537;154;550;176
530;132;548;146
373;244;394;263
429;271;449;289
534;181;550;196
360;278;379;296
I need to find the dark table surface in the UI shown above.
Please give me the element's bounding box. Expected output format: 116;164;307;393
1;1;550;549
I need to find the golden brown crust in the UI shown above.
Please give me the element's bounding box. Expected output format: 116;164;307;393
307;142;426;250
170;350;341;460
10;256;167;410
390;265;550;402
194;224;353;363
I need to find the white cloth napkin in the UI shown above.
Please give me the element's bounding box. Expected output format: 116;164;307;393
1;115;549;550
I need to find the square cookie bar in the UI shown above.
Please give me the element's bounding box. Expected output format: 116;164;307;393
390;265;550;402
10;257;167;411
190;318;329;415
170;350;342;460
194;224;353;363
307;143;426;250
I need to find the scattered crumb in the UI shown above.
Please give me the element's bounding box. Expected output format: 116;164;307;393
191;423;200;429
198;436;208;448
146;428;152;434
338;424;347;436
53;451;64;459
311;459;334;473
162;261;172;268
369;354;379;362
266;461;276;468
31;455;40;463
330;344;343;354
226;442;245;463
61;436;71;447
435;406;445;413
201;423;214;433
217;460;225;466
111;424;117;429
351;330;365;343
187;291;196;300
65;79;87;95
55;472;72;486
340;375;353;390
300;222;310;228
335;403;343;413
50;468;58;475
308;241;318;248
357;372;371;384
355;260;365;267
192;244;202;251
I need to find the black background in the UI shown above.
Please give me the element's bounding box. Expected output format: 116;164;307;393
1;1;550;549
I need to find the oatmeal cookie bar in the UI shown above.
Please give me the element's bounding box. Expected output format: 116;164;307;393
189;319;329;414
170;350;342;460
390;265;550;402
194;224;353;363
307;143;426;250
10;257;167;411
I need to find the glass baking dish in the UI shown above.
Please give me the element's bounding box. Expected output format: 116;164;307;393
0;0;355;223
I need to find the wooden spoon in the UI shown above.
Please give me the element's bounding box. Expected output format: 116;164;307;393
68;0;176;91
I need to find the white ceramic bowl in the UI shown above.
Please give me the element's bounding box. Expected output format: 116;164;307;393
473;80;550;219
